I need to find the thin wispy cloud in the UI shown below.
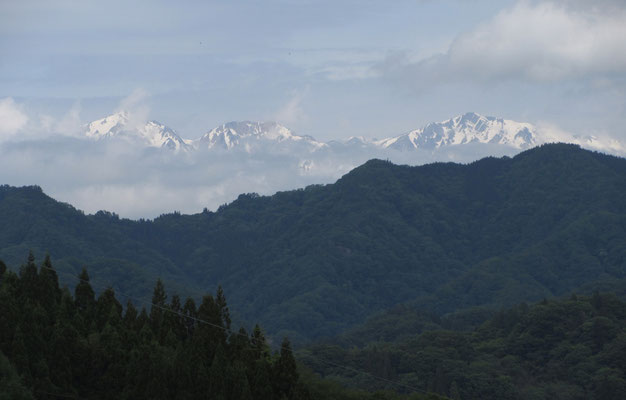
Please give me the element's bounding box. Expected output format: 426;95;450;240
0;98;28;139
273;89;309;127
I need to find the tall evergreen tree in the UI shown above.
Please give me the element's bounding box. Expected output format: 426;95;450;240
38;255;61;317
182;298;197;339
74;268;95;317
95;287;122;331
0;350;34;400
123;300;138;331
251;324;270;360
149;279;167;340
216;285;231;330
208;343;228;400
273;337;299;399
18;252;38;303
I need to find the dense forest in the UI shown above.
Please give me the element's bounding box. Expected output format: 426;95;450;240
2;254;624;399
0;254;446;400
1;143;625;343
300;293;626;399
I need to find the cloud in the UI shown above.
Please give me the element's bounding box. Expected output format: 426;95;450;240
273;90;308;127
381;0;626;86
54;102;83;137
0;126;528;219
0;98;29;139
117;88;151;130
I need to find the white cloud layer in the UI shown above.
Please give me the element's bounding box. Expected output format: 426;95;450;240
0;131;522;218
273;90;308;127
383;0;626;85
0;98;29;139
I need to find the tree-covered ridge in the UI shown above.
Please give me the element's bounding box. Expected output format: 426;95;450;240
1;143;625;342
300;293;626;400
0;254;445;400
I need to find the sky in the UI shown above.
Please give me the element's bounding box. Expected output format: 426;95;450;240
1;0;626;217
2;0;624;141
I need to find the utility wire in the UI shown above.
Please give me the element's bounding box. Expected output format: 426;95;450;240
34;389;82;399
37;264;428;395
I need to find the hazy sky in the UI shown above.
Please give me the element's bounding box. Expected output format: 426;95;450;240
2;0;625;142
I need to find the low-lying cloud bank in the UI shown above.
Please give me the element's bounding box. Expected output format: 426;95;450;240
1;90;623;219
0;133;522;218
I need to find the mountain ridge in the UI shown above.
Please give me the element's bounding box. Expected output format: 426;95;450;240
81;111;625;155
1;143;625;343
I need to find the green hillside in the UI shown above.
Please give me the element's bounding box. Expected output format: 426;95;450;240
1;143;625;342
300;293;626;399
0;257;445;400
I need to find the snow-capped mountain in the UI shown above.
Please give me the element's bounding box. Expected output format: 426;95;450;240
83;111;624;156
196;121;326;152
375;112;538;151
85;111;192;152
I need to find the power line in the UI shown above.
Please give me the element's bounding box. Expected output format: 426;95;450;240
37;264;428;395
34;389;82;399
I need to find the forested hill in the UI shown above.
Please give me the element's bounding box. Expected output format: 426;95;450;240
300;293;626;399
0;258;445;400
1;143;625;342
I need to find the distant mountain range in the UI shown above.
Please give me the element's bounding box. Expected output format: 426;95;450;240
83;111;625;155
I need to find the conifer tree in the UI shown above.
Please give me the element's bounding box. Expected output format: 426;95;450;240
123;300;138;331
18;252;38;302
231;361;253;400
38;255;61;323
136;307;150;334
0;274;19;354
209;343;228;400
0;350;34;400
216;285;231;330
95;287;122;331
149;279;167;340
182;297;197;339
273;337;299;399
167;294;186;341
252;324;270;360
195;294;226;358
251;358;274;400
10;326;30;381
74;268;95;317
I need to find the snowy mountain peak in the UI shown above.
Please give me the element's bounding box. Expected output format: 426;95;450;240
82;112;624;157
84;111;191;152
377;112;539;151
197;121;325;151
85;111;130;139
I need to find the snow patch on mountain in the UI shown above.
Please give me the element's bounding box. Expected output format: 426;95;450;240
196;121;326;152
83;111;624;157
375;112;538;151
84;111;191;152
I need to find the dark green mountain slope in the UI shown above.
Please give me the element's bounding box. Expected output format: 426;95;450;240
1;259;446;400
0;186;192;298
300;293;626;399
1;143;625;342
